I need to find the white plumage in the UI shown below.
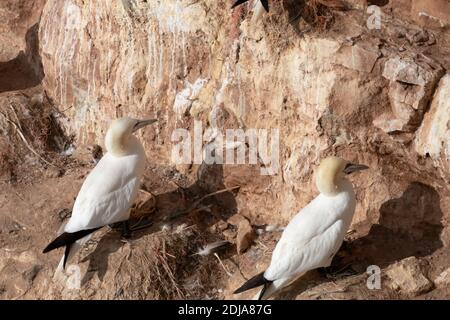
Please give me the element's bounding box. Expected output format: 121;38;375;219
261;180;355;298
65;150;144;232
234;156;368;300
43;117;157;275
251;0;267;23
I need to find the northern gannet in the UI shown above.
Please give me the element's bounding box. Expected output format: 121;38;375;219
234;156;368;299
43;117;157;272
232;0;269;22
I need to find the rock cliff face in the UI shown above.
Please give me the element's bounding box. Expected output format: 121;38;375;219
38;0;449;235
0;0;449;299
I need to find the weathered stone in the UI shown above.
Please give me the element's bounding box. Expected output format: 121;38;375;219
72;144;103;164
222;229;237;241
236;218;255;254
227;214;247;227
210;220;229;233
405;29;429;45
376;56;444;133
372;113;407;133
411;0;450;29
382;57;442;87
0;0;45;93
0;0;46;62
386;81;426;131
217;220;229;232
414;74;450;179
434;268;450;287
386;257;433;296
335;42;380;73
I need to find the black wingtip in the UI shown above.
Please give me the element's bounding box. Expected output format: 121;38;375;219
231;0;250;10
261;0;269;12
231;0;269;12
43;242;56;254
234;271;271;294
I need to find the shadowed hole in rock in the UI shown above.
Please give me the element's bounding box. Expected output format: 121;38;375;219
346;182;443;269
0;23;44;93
368;0;389;7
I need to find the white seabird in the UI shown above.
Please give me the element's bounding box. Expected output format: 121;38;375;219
233;156;368;300
43;117;157;272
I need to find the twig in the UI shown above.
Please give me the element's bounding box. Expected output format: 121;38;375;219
227;257;248;281
214;253;232;277
256;240;269;250
166;253;176;259
44;89;69;118
9;105;23;131
0;110;60;169
158;241;184;298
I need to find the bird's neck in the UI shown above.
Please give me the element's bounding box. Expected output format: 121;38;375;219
105;132;142;157
337;178;354;194
319;177;354;197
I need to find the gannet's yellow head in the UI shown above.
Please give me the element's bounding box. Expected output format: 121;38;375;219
105;117;157;157
315;156;368;196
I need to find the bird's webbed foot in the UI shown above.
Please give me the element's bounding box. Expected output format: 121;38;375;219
129;217;153;232
119;217;154;240
121;220;132;239
318;264;357;280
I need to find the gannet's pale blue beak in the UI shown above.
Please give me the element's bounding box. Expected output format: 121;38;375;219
133;119;157;132
344;163;369;174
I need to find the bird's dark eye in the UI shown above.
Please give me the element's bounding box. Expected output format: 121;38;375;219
344;163;352;174
343;163;369;174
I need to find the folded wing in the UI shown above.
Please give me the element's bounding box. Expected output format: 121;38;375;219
64;154;142;233
264;198;346;281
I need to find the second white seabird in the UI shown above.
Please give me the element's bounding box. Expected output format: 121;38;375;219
233;156;368;299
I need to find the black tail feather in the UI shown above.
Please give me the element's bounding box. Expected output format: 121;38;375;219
234;271;272;295
63;244;72;269
43;227;101;254
258;281;270;300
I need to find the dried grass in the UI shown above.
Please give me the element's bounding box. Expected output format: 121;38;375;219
112;225;225;300
0;106;59;168
305;0;335;30
0;92;71;182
